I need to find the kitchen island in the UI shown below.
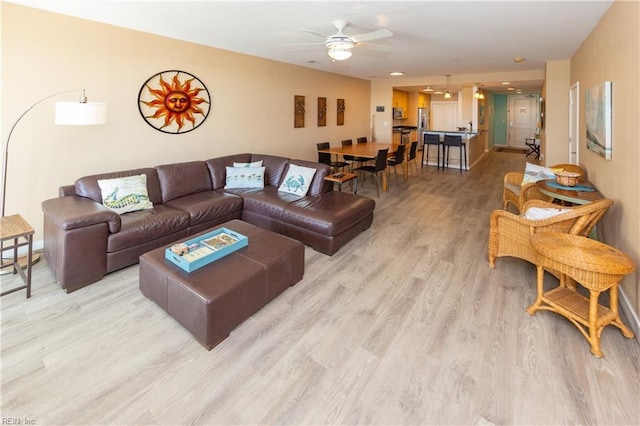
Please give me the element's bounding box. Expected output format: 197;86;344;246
421;130;485;171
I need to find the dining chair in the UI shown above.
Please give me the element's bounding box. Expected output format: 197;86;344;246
316;142;348;172
387;143;406;186
443;134;467;173
356;136;368;144
421;133;442;169
407;141;419;176
342;138;368;170
353;148;389;198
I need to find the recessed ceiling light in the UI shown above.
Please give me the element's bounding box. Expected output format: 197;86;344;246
389;71;404;76
502;81;510;85
507;87;515;91
513;57;525;63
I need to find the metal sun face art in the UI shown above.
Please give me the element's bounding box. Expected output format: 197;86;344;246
138;70;211;134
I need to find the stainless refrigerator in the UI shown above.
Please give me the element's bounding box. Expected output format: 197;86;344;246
417;107;429;149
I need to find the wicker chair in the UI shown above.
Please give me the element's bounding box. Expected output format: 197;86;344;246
488;198;613;269
502;164;587;213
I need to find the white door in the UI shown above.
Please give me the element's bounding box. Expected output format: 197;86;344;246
431;102;458;131
508;95;539;148
569;83;579;164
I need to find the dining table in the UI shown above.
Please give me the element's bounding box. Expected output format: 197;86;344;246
317;142;404;192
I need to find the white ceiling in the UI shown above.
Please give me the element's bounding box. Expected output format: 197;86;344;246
8;0;613;93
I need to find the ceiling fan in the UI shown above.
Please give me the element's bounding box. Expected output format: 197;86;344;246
285;20;393;61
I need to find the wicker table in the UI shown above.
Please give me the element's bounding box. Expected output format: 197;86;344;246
527;232;636;357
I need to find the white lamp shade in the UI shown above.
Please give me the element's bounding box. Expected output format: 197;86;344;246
55;102;108;125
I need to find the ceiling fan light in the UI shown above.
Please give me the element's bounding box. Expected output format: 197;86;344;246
326;40;353;61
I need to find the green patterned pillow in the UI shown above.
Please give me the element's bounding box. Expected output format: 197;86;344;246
97;174;153;214
225;166;265;189
278;164;316;197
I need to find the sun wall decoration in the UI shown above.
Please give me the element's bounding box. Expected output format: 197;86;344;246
138;70;211;134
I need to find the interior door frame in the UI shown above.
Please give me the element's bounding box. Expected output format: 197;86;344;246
569;82;580;164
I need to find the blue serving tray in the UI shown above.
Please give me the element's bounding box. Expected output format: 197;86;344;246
165;227;248;272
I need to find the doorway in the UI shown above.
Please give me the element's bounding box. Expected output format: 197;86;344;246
508;95;539;149
569;83;579;164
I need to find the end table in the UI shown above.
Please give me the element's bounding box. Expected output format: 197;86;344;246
528;232;635;357
324;172;358;195
1;214;35;298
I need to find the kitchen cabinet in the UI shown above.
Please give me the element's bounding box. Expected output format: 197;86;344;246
393;90;408;118
392;132;402;144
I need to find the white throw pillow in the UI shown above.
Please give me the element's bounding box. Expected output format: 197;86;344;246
233;160;263;168
521;163;563;185
522;207;571;220
97;174;153;214
278;164;317;197
225;166;265;189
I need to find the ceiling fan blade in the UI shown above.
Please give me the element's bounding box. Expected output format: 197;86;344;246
283;42;326;47
357;42;392;53
351;29;393;43
300;28;329;39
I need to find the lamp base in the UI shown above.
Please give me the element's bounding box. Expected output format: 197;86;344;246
0;252;41;275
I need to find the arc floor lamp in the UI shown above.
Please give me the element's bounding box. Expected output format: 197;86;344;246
1;89;107;273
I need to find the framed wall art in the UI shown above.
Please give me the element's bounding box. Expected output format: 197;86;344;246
294;95;305;128
317;97;327;127
138;70;211;134
586;81;612;160
337;98;345;126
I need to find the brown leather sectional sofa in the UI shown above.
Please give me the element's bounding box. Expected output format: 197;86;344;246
41;153;375;293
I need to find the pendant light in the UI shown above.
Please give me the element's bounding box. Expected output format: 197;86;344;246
474;83;485;100
444;74;452;99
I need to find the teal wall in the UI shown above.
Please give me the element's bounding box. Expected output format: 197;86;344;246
493;95;508;145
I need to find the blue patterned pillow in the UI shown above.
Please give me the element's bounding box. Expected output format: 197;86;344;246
278;164;316;196
225;166;265;189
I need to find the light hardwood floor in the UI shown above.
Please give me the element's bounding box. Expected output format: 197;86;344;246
2;150;639;425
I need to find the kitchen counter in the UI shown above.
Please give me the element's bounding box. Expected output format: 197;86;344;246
392;126;417;132
424;130;477;137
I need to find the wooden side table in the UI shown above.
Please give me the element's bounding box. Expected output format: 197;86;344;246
324;172;357;195
1;214;34;298
528;232;636;357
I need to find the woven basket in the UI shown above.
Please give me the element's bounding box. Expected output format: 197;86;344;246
555;171;581;187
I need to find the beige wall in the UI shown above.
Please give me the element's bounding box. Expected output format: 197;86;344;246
571;0;640;323
542;60;571;165
2;4;371;242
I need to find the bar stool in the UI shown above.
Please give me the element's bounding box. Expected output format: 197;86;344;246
528;232;636;357
443;134;467;173
421;133;442;169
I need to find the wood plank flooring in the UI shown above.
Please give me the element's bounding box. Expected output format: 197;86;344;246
2;150;639;425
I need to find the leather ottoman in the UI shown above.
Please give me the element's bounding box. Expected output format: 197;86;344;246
139;220;304;350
